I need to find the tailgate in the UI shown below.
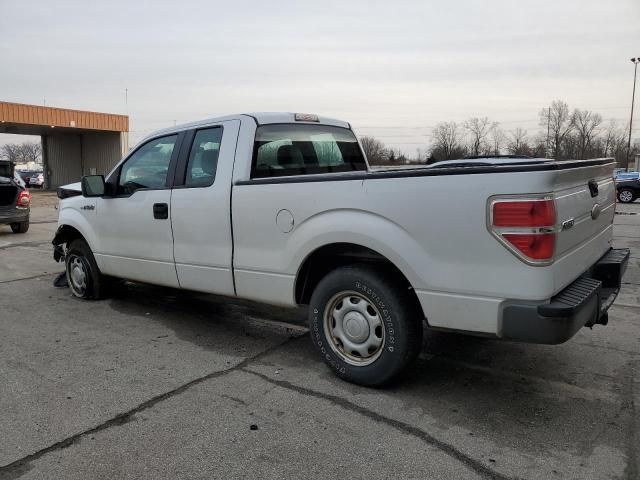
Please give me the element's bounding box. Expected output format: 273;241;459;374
553;160;615;257
551;160;616;292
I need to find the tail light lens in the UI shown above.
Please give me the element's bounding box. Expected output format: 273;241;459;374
493;199;556;227
501;233;555;260
490;198;556;264
17;190;31;207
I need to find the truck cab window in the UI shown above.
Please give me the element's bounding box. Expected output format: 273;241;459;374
185;127;223;187
252;124;366;178
118;135;177;195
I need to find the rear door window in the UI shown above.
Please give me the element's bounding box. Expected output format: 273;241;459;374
252;124;366;178
185;127;223;187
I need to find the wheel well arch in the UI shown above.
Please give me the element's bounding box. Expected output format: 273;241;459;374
52;224;86;247
294;242;421;310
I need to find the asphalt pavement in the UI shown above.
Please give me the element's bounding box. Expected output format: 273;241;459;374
0;196;638;479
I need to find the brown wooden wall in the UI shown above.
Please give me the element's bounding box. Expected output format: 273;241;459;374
0;101;128;132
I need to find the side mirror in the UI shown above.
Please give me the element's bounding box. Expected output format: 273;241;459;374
81;175;105;197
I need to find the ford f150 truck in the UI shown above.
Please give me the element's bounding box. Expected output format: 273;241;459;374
53;112;629;386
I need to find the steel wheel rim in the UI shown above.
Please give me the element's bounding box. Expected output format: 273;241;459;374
323;291;385;366
68;255;88;296
620;190;633;202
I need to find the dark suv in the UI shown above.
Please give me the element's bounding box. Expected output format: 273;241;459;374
616;174;640;203
0;160;30;233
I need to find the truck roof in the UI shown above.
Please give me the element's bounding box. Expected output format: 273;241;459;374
146;112;350;143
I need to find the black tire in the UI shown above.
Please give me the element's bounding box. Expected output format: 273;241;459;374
617;188;635;203
309;264;423;387
10;221;29;233
65;238;106;300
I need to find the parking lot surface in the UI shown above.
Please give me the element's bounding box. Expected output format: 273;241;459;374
0;194;639;479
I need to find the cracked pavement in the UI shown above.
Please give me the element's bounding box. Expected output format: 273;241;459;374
0;198;639;479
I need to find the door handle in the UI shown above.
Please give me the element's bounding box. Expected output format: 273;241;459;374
153;203;169;220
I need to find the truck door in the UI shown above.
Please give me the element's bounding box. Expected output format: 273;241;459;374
93;133;181;287
170;120;240;295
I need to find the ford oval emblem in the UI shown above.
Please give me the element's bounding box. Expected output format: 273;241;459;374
591;203;601;220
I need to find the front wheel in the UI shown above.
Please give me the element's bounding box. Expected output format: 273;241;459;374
309;264;423;387
65;239;107;299
618;188;635;203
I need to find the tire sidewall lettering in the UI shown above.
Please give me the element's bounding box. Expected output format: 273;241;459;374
311;302;346;374
354;280;396;353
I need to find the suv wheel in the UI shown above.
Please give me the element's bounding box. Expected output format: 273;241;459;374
10;221;29;233
618;188;635;203
309;264;423;387
65;239;106;299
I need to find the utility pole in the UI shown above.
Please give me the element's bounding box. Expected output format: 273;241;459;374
124;88;131;154
627;58;639;171
546;106;551;158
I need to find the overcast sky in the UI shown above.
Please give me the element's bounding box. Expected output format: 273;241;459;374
1;0;639;153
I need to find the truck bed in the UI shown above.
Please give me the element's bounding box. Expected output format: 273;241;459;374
232;157;615;335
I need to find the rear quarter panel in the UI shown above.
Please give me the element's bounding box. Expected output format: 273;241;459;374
232;163;614;334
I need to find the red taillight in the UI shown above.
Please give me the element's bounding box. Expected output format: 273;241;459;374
490;198;556;263
493;199;556;227
502;233;555;260
17;190;31;207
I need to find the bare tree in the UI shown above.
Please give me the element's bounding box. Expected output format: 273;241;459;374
359;136;389;165
21;142;42;163
610;122;634;165
507;128;530;155
562;132;580;160
539;100;575;159
530;133;548;158
1;144;21;163
463;117;493;156
573;109;602;159
414;148;428;163
426;100;635;164
431;122;464;160
601;120;624;158
490;126;506;156
0;142;42;164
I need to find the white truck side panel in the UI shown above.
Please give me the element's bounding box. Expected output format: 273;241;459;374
232;164;612;334
171;120;240;295
94;189;179;288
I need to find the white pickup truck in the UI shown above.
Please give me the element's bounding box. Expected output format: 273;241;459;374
53;112;629;386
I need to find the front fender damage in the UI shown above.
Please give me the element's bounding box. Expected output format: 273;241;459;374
52;228;66;263
51;227;69;287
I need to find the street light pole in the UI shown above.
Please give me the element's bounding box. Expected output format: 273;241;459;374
627;58;640;171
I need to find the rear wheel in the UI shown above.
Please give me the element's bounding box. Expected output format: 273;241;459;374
65;239;107;299
618;188;635;203
309;264;423;387
10;221;29;233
